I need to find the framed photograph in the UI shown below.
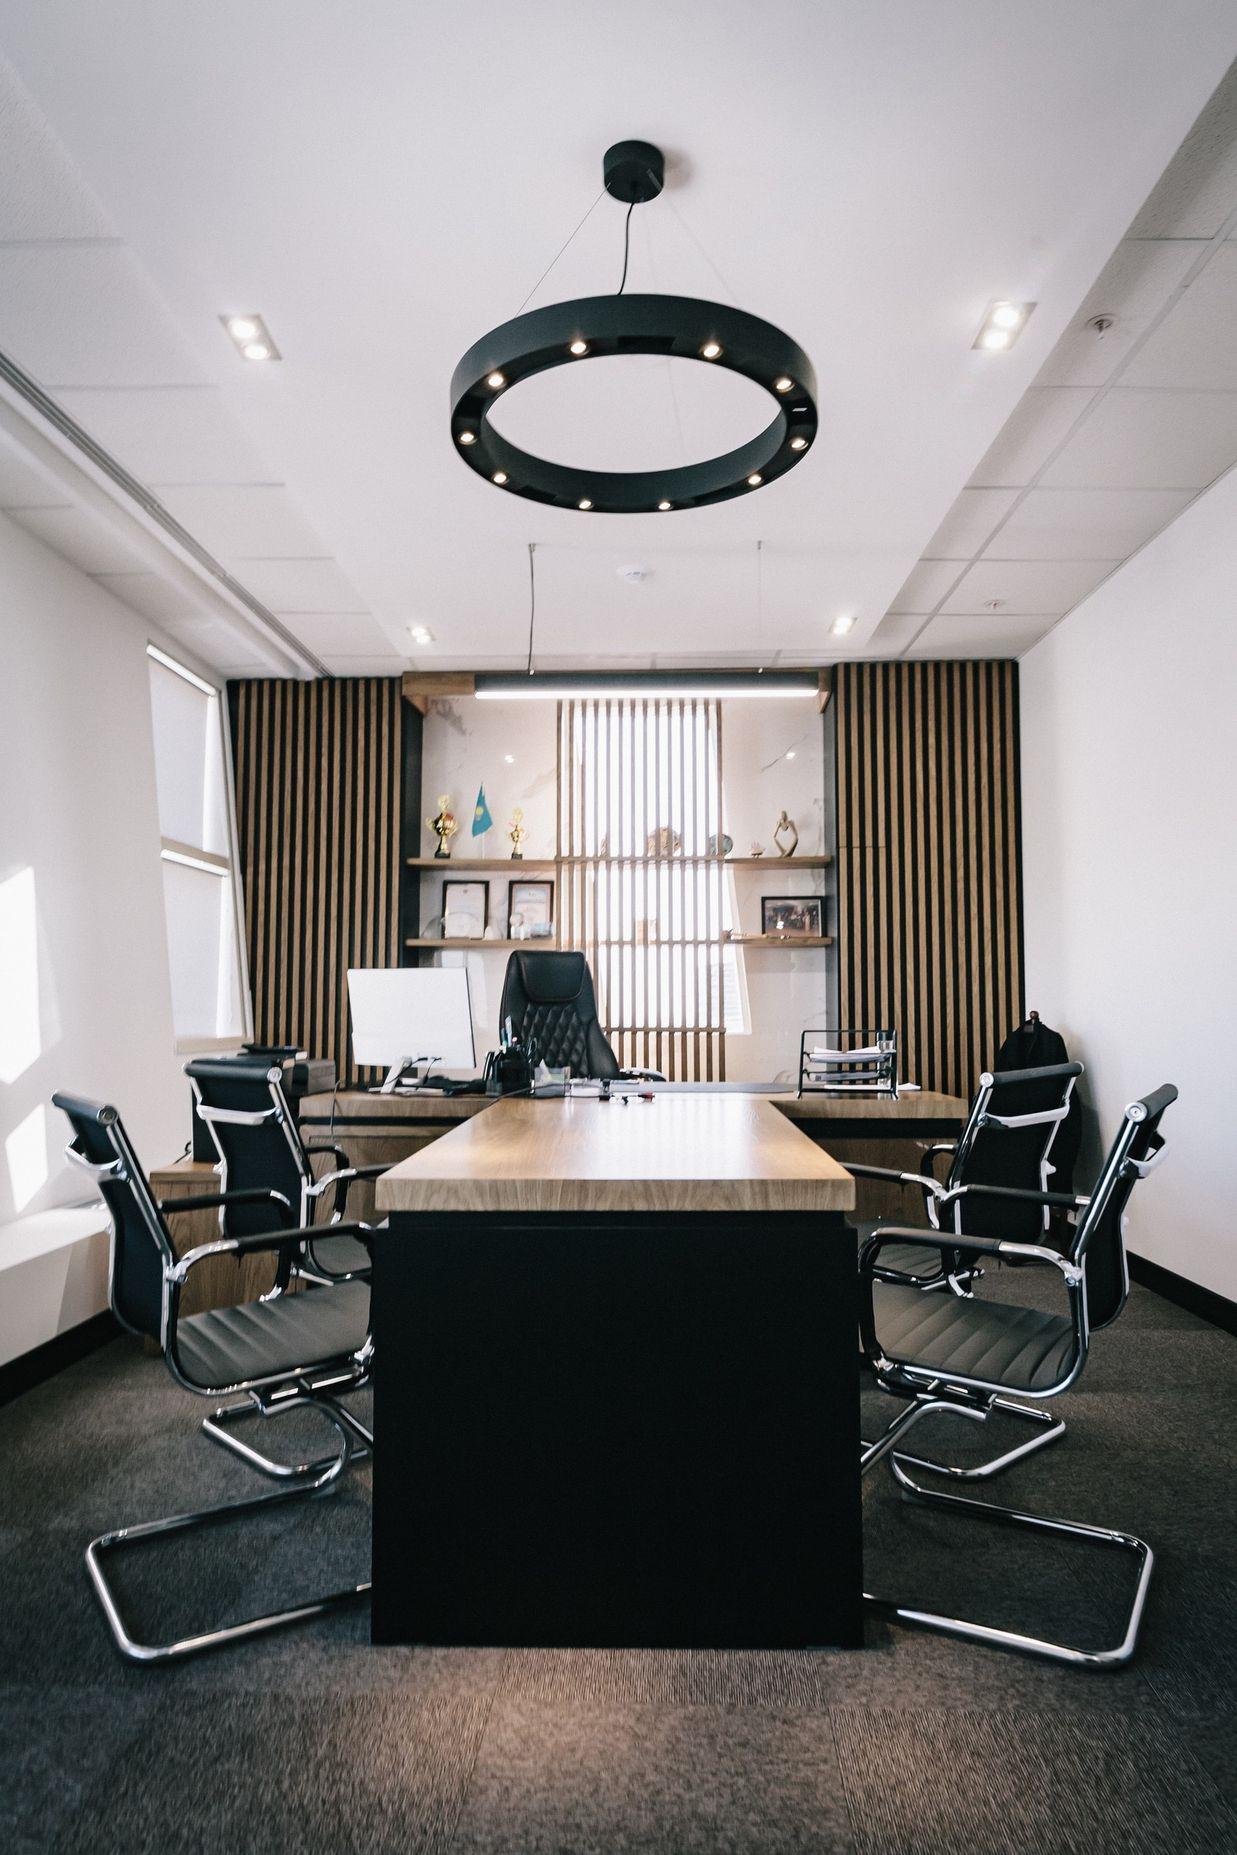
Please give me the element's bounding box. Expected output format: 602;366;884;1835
761;894;823;939
442;879;488;939
508;878;555;940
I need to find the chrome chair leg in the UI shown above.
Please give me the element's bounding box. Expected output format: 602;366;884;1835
863;1448;1154;1667
86;1402;371;1664
203;1388;372;1479
886;1397;1066;1482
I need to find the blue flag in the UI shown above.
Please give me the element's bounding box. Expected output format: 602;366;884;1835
472;785;493;836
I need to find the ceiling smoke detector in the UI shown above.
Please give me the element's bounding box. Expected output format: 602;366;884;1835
1086;314;1116;339
618;565;651;584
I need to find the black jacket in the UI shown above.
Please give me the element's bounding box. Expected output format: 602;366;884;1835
993;1017;1082;1193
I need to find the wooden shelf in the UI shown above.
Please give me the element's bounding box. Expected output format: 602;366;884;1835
726;855;831;868
728;934;833;948
405;937;560;951
407;857;558;874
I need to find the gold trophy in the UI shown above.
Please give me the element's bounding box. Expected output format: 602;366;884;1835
427;794;458;860
508;806;528;860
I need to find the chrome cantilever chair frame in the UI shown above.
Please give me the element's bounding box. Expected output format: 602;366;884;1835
58;1104;374;1663
857;1085;1175;1667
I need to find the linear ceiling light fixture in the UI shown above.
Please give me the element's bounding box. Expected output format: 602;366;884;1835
221;312;281;361
972;300;1035;352
474;671;819;701
450;141;818;514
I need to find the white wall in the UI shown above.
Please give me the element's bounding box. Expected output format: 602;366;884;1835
1020;467;1237;1301
0;510;185;1240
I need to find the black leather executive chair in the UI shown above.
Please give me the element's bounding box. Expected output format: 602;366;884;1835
859;1082;1177;1667
186;1057;379;1286
499;949;663;1080
52;1092;373;1664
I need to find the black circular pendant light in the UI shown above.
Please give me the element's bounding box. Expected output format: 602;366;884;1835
450;141;818;514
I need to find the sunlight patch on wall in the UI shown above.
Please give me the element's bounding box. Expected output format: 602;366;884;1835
6;1101;49;1213
0;867;41;1085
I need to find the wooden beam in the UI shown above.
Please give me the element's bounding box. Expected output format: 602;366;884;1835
401;672;477;714
818;669;833;712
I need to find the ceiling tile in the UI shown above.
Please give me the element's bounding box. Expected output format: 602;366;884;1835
8;503;144;574
1039;388;1237;489
1120;243;1237;389
90;570;218;628
923;489;1018;558
280;613;393;654
0;58;113;240
941;558;1118;616
983;486;1194;560
1126;65;1237;238
886;558;967;614
864;613;924;654
225;555;367;613
0;244;207;387
155;485;321;558
906;614;1058;658
967;387;1095;487
56;386;270;485
1036;238;1205;388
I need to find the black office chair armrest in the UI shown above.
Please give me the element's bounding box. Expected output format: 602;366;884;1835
918;1142;956;1180
156;1186;296;1226
169;1221;374;1284
306;1159;389;1220
936;1180;1089;1214
846;1161;945;1194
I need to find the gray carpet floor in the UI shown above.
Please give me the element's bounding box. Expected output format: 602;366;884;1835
1;1268;1235;1854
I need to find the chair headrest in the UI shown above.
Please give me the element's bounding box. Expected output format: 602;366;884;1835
511;950;588;1005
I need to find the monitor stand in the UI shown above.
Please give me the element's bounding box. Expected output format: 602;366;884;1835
377;1056;437;1095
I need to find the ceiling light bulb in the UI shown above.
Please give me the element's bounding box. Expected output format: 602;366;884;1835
242;341;272;361
786;749;796;760
831;614;856;636
569;339;588;356
790;436;808;451
578;498;593;510
774;376;793;393
990;303;1022;330
747;473;762;487
458;429;476;444
492;471;508;485
486;371;506;389
980;326;1012;350
657;500;672;511
701;341;722;360
504;753;515;764
228;316;260;341
409;624;435;645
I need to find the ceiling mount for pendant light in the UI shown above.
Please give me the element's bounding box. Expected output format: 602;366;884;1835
450;140;818;514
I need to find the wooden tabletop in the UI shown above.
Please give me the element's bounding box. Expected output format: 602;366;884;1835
307;1087;966;1125
774;1090;966;1122
375;1094;856;1216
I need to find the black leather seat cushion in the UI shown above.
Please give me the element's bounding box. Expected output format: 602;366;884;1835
854;1218;947;1279
175;1281;370;1390
874;1279;1077;1392
305;1232;371;1278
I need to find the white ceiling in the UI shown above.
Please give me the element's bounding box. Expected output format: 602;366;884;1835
0;3;1234;673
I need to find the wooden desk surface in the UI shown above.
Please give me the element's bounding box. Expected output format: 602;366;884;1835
774;1089;966;1122
376;1094;855;1216
307;1087;966;1126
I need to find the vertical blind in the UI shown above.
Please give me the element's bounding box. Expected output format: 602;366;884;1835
557;698;729;1080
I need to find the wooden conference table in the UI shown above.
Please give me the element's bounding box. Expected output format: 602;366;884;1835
371;1092;864;1649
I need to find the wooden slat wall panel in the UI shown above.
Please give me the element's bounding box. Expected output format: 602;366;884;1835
228;678;403;1084
834;661;1023;1100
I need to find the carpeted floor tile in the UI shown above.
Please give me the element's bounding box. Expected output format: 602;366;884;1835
449;1699;855;1853
832;1705;1237;1855
0;1684;157;1855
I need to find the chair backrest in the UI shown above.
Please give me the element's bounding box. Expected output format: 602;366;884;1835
947;1061;1083;1242
1069;1083;1177;1330
185;1058;310;1235
51;1092;172;1342
498;950;620;1079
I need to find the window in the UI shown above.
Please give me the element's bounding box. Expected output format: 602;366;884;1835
146;645;249;1047
557;698;748;1081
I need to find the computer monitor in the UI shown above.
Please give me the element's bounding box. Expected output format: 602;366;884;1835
347;966;477;1090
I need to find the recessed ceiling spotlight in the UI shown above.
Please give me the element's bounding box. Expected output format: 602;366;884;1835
786;749;797;760
504;753;515;764
789;436;808;451
492;470;508;485
486;371;506;389
747;473;763;487
831;614;856;636
578;498;593;510
409;624;435;645
458;429;476;445
569;339;589;355
701;340;723;360
220;312;281;361
774;376;794;393
973;300;1034;352
657;500;672;511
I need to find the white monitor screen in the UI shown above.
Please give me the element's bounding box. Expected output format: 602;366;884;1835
347;967;476;1069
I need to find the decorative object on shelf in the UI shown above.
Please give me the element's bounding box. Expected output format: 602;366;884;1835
646;825;682;857
773;810;799;857
472;785;493;840
449;140;818;515
442;879;488;939
707;832;734;858
427;794;458;859
749;842;765;857
762;895;823;939
508;878;554;941
482;923;502;941
798;1027;897;1099
509;806;528;860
